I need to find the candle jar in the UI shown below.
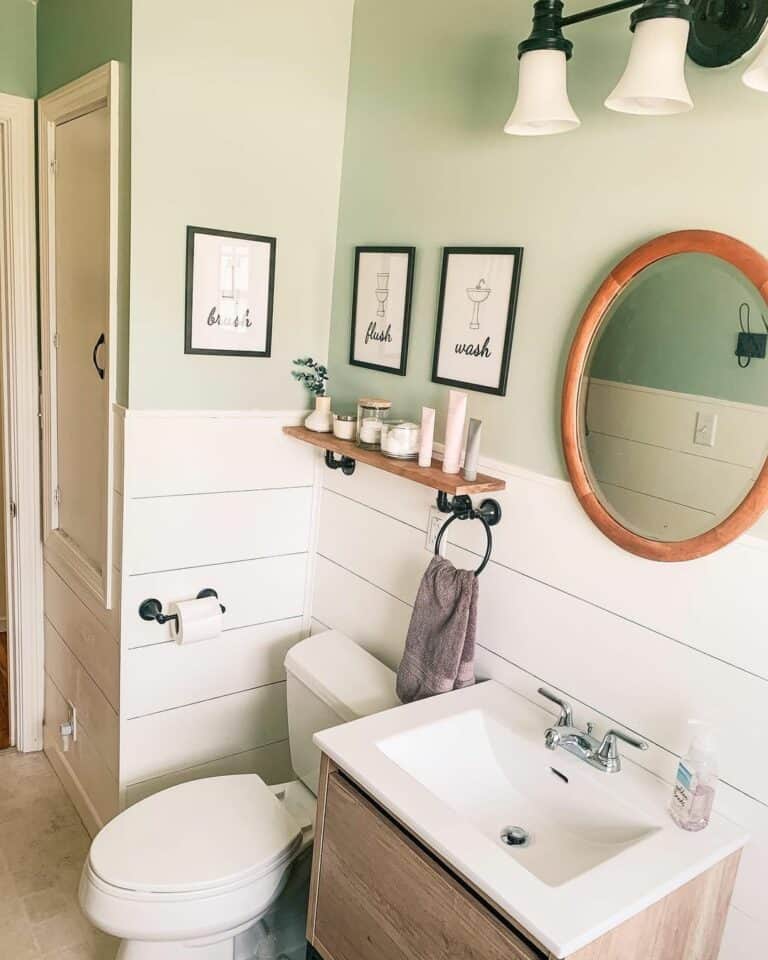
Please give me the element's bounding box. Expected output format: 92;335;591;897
332;414;357;441
381;420;421;460
356;399;392;449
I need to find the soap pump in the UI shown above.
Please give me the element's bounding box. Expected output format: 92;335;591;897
670;720;718;832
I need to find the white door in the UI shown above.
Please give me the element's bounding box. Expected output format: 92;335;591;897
39;64;119;610
54;108;109;573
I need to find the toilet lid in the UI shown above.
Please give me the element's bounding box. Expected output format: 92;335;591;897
89;775;302;895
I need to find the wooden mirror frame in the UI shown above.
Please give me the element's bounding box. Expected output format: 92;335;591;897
562;230;768;562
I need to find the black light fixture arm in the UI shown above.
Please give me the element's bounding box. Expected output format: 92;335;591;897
519;0;575;58
520;0;693;58
560;0;643;27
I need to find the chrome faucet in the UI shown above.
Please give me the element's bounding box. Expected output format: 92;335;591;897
538;687;648;774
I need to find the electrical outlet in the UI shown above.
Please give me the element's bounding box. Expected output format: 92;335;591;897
694;410;718;448
59;701;77;753
425;507;446;554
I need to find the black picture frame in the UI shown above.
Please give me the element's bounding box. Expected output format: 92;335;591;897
431;246;523;396
184;225;276;357
349;245;416;377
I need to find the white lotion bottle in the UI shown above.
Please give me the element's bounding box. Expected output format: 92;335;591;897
669;721;718;832
442;390;467;474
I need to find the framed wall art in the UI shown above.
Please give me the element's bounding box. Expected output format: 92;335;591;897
349;246;415;375
431;246;523;395
185;225;276;357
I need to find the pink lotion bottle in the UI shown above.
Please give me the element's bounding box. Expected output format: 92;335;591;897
670;721;718;832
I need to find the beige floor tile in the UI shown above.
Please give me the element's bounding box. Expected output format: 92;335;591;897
52;931;119;960
32;906;94;955
0;913;41;960
0;750;111;960
23;888;74;924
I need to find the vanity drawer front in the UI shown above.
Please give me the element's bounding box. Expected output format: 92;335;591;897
312;772;544;960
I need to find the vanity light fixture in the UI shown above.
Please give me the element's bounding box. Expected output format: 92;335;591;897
605;1;694;115
743;41;768;90
507;0;768;135
504;1;580;135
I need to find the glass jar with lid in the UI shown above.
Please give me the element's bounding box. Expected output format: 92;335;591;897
380;419;421;460
356;399;392;449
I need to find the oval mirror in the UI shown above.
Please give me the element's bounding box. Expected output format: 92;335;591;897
562;231;768;561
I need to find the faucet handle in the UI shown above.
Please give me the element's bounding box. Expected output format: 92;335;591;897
537;687;573;727
597;729;649;766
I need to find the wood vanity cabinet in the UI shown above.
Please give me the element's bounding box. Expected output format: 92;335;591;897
307;755;740;960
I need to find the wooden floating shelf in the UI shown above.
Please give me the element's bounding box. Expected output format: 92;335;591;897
283;425;506;497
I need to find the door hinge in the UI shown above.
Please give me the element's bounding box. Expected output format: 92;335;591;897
53;332;60;350
50;159;58;175
9;501;17;520
54;486;62;506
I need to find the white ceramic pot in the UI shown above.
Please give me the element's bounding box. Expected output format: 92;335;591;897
305;395;332;433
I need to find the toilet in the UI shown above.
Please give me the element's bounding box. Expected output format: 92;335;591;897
79;632;400;960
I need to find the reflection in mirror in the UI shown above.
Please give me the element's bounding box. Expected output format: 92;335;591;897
581;253;768;542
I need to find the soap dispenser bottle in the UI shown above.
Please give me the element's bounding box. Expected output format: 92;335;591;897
670;721;717;832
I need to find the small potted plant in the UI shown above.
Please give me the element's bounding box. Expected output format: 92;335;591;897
292;357;331;432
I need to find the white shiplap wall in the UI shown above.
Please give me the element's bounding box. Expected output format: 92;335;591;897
310;453;768;957
119;411;318;807
586;378;768;542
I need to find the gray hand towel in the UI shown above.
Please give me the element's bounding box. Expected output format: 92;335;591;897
396;556;478;704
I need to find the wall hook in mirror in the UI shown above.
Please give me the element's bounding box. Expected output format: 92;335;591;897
736;302;767;368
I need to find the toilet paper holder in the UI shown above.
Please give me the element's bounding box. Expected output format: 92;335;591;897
139;589;226;629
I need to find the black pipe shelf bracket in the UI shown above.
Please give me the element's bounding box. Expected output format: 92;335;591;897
139;588;226;629
324;449;356;476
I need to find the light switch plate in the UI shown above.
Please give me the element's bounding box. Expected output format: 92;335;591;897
694;410;718;448
425;507;445;554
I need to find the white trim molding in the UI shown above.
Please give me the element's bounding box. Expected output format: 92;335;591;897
38;62;121;611
0;91;44;751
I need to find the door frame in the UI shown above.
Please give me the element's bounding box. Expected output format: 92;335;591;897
38;63;119;611
0;92;44;752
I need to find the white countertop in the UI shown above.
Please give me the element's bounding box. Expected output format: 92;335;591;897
315;681;748;958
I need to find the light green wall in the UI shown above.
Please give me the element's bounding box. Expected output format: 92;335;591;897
329;0;768;478
0;0;35;98
591;253;768;406
128;0;354;410
37;0;132;405
37;0;131;97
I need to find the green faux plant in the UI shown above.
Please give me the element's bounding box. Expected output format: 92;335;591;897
292;357;329;397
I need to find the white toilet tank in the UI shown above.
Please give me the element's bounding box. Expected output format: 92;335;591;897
284;631;400;795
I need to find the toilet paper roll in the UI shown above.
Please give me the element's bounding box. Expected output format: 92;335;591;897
169;596;223;645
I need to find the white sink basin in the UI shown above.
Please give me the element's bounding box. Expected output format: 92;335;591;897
315;680;747;958
379;708;660;886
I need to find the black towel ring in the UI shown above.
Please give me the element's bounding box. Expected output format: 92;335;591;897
434;513;494;577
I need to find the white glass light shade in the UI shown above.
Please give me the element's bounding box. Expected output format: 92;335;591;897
743;43;768;92
504;49;580;136
605;18;693;115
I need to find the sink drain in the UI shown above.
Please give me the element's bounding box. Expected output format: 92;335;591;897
500;825;530;848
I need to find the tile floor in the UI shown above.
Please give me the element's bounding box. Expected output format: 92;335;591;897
0;748;118;959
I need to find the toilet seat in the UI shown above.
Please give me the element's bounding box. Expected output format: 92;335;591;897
88;775;302;898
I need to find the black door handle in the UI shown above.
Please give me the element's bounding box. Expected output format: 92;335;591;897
92;333;105;380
